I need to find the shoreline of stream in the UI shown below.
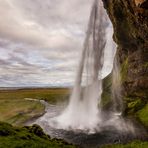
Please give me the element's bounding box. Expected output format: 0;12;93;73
24;99;147;148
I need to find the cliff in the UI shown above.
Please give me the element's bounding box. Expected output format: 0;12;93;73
102;0;148;128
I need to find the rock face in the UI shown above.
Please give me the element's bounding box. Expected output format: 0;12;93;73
102;0;148;126
134;0;146;6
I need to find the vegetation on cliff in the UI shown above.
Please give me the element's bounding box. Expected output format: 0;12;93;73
102;0;148;129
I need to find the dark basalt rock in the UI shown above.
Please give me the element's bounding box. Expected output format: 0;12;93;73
140;0;148;9
24;124;49;139
102;0;148;127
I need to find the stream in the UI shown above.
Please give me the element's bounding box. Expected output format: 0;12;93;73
26;99;147;148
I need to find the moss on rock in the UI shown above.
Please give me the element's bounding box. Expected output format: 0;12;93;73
101;74;112;109
127;98;145;113
120;58;129;82
136;104;148;127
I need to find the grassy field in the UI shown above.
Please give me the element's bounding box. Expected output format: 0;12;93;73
0;88;70;126
0;122;76;148
101;141;148;148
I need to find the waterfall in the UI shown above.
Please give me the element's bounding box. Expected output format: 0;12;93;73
48;0;135;133
112;55;124;114
49;0;114;132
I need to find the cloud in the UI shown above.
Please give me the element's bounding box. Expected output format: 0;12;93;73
0;0;92;49
0;0;115;87
0;0;94;87
0;37;80;87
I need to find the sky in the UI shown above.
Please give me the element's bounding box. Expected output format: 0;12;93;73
0;0;115;87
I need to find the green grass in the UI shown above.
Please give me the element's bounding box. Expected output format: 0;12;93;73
101;141;148;148
0;88;70;103
0;88;70;125
0;98;45;125
0;122;76;148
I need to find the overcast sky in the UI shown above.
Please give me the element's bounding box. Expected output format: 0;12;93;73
0;0;115;87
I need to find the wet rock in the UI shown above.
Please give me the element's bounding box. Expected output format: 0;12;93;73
140;0;148;9
102;0;148;127
26;124;49;139
134;0;147;7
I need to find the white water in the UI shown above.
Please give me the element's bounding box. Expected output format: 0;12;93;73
35;0;136;134
112;55;124;113
48;0;117;132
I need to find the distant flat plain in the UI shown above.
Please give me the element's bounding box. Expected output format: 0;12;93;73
0;88;70;126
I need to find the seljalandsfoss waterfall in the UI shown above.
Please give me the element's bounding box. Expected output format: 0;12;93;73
31;0;146;147
51;0;109;132
49;0;133;132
